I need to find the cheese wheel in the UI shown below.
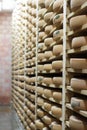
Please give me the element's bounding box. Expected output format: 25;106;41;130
53;92;62;101
45;25;55;34
69;115;87;130
71;78;87;90
39;32;46;39
38;53;45;60
38;65;44;71
70;15;87;30
53;77;62;85
38;8;47;18
70;58;87;69
37;87;44;95
36;120;44;129
43;64;52;71
52;61;62;70
39;20;46;29
37;98;44;106
51;122;62;130
44;12;54;23
45;0;53;9
38;76;43;83
30;123;35;130
44;102;51;111
53;14;63;25
71;97;87;111
51;106;62;118
43;77;53;85
53;0;63;12
44;37;54;46
43;116;52;125
37;109;45;117
71;0;86;11
44;51;53;59
38;43;45;50
38;0;45;7
44;89;53;98
53;29;63;41
72;36;87;48
53;45;63;56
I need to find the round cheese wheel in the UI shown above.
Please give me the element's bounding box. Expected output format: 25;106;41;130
53;45;63;56
37;87;44;95
53;77;62;86
39;20;46;29
37;109;45;117
39;32;46;40
44;37;54;46
45;25;55;34
38;0;45;7
70;15;87;30
51;122;62;130
38;65;44;71
51;106;62;118
71;97;87;111
53;0;63;12
71;78;87;90
44;12;54;23
53;29;63;41
43;64;52;71
44;102;51;111
45;0;53;9
43;116;52;125
43;78;53;85
52;61;62;70
69;115;87;130
44;51;53;59
70;0;86;11
36;120;44;129
30;123;35;130
53;92;62;101
53;14;63;25
72;36;87;48
38;8;47;18
38;76;43;83
70;58;87;69
44;89;53;98
37;98;44;106
38;53;45;60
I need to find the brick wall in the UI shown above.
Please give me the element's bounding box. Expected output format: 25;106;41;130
0;12;12;104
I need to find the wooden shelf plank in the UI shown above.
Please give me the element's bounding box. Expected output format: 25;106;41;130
67;68;87;74
67;86;87;96
66;103;87;118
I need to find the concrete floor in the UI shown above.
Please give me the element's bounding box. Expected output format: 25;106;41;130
0;105;24;130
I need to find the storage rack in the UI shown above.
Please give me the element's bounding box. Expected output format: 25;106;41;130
12;0;87;130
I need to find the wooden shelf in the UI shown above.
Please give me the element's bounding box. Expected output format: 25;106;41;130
67;2;87;19
67;45;87;55
67;86;87;96
66;103;87;118
67;68;87;74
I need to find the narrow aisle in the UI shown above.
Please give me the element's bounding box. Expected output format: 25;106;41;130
0;106;24;130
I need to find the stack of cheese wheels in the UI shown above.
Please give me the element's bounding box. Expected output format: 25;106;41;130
70;0;87;11
53;0;63;13
42;115;52;125
51;106;62;118
71;97;87;111
53;29;63;41
43;77;53;85
69;115;87;130
72;36;87;49
70;15;87;30
44;37;55;47
53;77;62;86
53;14;63;26
53;45;63;56
52;60;62;70
71;78;87;90
70;58;87;69
36;120;45;129
51;122;62;130
44;51;53;59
